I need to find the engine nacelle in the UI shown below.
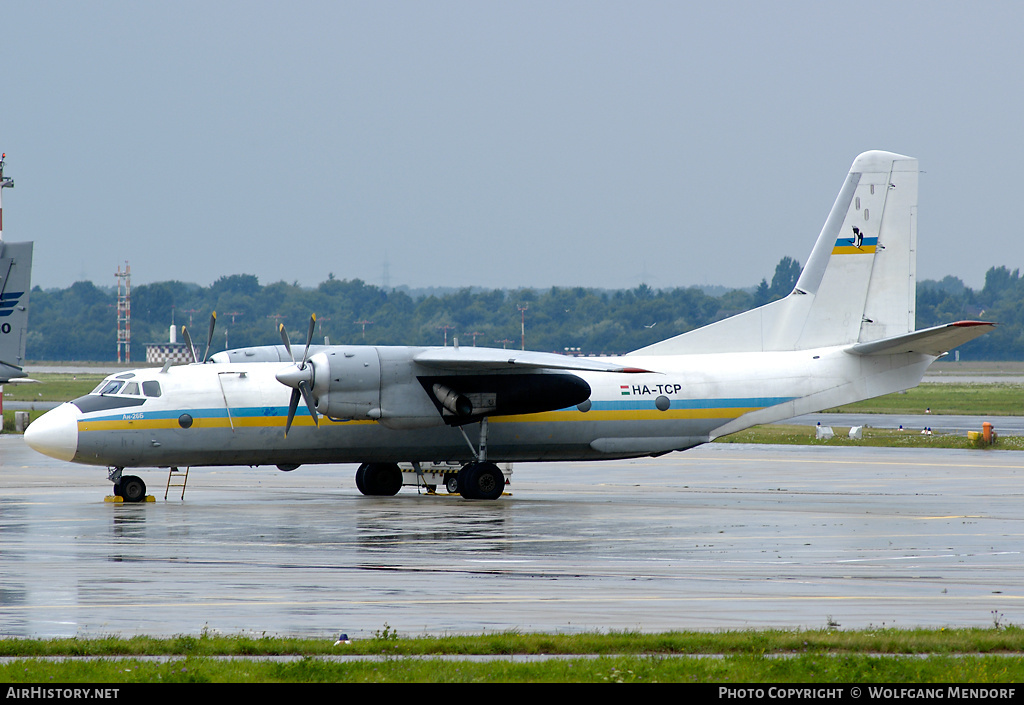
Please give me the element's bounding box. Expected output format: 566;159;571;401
419;373;590;425
309;348;383;420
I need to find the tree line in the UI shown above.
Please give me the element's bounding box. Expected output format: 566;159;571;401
23;259;1015;362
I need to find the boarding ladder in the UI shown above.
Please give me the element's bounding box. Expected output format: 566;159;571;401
165;466;190;500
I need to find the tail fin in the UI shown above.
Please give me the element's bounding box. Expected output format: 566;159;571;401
0;241;34;381
630;151;918;355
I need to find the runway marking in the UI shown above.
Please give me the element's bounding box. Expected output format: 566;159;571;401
691;454;1024;471
915;515;985;520
3;594;1023;612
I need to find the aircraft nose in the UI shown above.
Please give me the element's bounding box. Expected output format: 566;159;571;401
24;402;79;462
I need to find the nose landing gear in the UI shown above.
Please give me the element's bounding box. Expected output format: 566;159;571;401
108;467;149;503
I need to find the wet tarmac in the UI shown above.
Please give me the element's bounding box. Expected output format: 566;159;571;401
1;435;1022;640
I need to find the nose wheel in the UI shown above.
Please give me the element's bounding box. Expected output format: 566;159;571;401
109;468;148;503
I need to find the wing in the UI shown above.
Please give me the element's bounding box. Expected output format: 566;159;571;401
413;347;651;374
410;347;650;425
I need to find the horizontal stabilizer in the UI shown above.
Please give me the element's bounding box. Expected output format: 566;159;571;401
414;347;651;374
846;321;994;357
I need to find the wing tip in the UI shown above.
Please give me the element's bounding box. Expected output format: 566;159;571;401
951;320;996;328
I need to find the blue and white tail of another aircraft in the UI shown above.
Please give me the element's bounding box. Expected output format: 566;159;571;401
0;240;34;382
25;151;994;501
0;153;33;384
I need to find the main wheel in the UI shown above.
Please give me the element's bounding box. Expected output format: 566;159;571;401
360;463;403;496
459;462;505;500
354;463;369;494
118;475;147;503
445;474;460;494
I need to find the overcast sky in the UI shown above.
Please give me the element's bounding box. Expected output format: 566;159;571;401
3;1;1021;292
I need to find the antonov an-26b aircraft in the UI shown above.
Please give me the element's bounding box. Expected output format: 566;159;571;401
26;151;992;502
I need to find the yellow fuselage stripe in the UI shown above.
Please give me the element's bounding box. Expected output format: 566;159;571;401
77;405;762;433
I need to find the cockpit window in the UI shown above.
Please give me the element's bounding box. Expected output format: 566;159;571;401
142;381;162;398
97;381;124;395
123;382;140;395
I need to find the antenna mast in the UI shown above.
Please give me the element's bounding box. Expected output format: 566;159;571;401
0;153;13;244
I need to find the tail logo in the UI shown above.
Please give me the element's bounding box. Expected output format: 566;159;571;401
832;228;877;255
0;291;24;318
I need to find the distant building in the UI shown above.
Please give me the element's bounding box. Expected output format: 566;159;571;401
145;324;194;364
145;342;193;364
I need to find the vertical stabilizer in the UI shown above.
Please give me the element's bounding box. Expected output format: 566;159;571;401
0;153;32;381
0;241;33;380
630;151;918;355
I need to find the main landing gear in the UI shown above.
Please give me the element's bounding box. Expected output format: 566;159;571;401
354;462;403;496
454;461;505;500
352;460;506;500
353;418;507;500
109;467;148;503
453;416;505;499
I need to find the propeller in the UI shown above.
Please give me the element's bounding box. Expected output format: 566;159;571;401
276;314;319;436
180;312;217;363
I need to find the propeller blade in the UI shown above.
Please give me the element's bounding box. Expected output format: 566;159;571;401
202;312;217;363
279;323;294;362
181;326;198;363
298;379;319;427
302;314;316;367
284;388;300;437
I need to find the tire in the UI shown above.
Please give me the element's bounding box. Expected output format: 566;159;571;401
119;475;147;503
363;463;403;496
354;463;369;495
445;474;460;494
460;462;504;500
457;465;476;499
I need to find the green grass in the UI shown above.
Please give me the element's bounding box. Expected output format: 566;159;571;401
5;653;1024;683
827;382;1024;416
4;627;1024;657
1;629;1023;682
3;373;106;402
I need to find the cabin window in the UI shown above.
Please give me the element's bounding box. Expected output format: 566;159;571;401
142;381;162;397
97;381;124;395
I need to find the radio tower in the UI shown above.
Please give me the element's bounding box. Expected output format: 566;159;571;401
0;153;12;243
116;262;131;363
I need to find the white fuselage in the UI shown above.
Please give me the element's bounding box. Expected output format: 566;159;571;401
25;345;935;470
